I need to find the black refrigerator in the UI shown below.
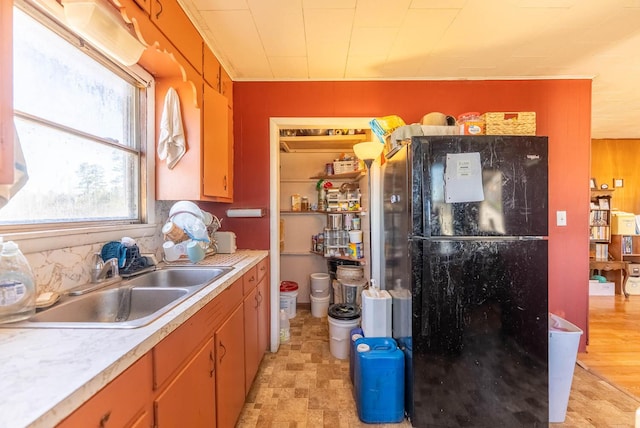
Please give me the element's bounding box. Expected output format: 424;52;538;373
382;135;549;427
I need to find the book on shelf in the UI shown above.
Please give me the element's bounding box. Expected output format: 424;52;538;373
595;243;609;261
589;226;609;240
623;235;634;254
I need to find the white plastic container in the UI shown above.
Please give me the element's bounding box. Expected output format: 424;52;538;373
549;313;583;423
279;309;290;344
348;230;363;243
310;294;330;318
0;241;36;324
310;273;330;297
328;304;361;359
340;278;366;306
361;288;392;338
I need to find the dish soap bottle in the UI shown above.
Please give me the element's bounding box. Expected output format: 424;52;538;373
279;309;290;344
0;241;36;324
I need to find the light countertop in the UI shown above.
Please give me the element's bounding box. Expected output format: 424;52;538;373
0;250;269;428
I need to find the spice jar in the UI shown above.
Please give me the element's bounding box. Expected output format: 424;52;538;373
291;194;301;211
301;196;310;211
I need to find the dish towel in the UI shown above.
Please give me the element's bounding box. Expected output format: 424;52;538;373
157;87;187;169
0;123;29;208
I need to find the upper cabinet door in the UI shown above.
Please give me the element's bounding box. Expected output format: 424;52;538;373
0;0;13;185
203;44;221;92
220;67;233;107
150;0;203;73
203;83;232;200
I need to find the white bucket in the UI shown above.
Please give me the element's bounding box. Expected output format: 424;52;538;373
280;290;298;319
310;273;330;297
549;313;583;423
328;315;361;359
310;294;330;318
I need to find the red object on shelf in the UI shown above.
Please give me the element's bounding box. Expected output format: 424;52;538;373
280;281;299;292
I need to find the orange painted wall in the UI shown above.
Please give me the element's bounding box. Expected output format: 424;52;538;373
209;79;592;349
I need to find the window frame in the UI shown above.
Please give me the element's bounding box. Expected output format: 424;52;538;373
3;0;158;253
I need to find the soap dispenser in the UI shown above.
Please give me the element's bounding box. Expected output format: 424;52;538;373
0;241;36;324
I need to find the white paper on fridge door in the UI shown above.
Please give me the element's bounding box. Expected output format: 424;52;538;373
444;152;485;203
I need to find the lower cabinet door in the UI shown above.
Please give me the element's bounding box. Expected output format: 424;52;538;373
215;304;246;428
154;337;216;428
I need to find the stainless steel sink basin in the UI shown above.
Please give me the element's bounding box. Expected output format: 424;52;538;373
27;287;189;327
5;266;234;329
123;267;232;288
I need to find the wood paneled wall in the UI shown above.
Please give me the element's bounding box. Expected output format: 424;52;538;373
591;139;640;214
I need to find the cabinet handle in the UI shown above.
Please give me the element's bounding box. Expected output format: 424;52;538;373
254;293;259;309
257;290;263;304
223;175;227;191
209;350;215;377
99;411;111;428
219;341;227;363
249;275;255;283
154;0;163;19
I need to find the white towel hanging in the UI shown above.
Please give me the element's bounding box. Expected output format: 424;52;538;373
157;87;187;169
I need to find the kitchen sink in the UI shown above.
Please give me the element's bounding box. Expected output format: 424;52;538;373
5;266;234;329
122;266;232;288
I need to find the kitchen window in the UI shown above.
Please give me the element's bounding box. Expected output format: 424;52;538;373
0;1;154;234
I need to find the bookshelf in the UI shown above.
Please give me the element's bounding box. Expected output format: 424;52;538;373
590;192;612;260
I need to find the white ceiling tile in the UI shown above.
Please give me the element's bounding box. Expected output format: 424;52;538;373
345;55;392;78
303;0;356;9
354;0;412;27
180;0;640;137
248;0;306;56
409;0;467;9
199;10;272;77
349;27;397;56
269;56;309;78
190;0;249;11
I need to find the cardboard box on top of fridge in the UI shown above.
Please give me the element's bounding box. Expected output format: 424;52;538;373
611;211;637;235
589;280;615;296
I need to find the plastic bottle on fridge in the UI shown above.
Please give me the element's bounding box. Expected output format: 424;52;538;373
0;241;36;324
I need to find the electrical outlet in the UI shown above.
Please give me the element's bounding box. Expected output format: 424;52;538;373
556;211;567;226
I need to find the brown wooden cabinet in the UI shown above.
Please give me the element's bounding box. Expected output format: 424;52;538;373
215;304;246;428
54;258;268;428
0;0;13;185
154;337;216;427
203;83;233;201
57;354;153;428
150;0;202;74
243;285;260;393
243;257;270;394
131;0;151;15
204;44;221;92
221;66;233;107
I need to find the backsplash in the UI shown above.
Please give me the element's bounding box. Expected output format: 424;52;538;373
22;201;171;294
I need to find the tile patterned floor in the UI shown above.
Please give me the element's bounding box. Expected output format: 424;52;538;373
237;307;410;428
237;308;640;427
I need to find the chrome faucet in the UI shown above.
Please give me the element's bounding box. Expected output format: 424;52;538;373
91;257;120;284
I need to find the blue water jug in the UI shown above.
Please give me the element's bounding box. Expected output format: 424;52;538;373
349;327;364;385
354;337;405;423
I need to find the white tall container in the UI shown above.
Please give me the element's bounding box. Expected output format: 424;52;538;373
361;288;392;338
549;313;583;423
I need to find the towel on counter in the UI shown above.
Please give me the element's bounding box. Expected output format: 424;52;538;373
0;123;29;208
157;87;187;169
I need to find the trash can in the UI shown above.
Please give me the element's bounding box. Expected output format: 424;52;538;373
549;313;583;423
